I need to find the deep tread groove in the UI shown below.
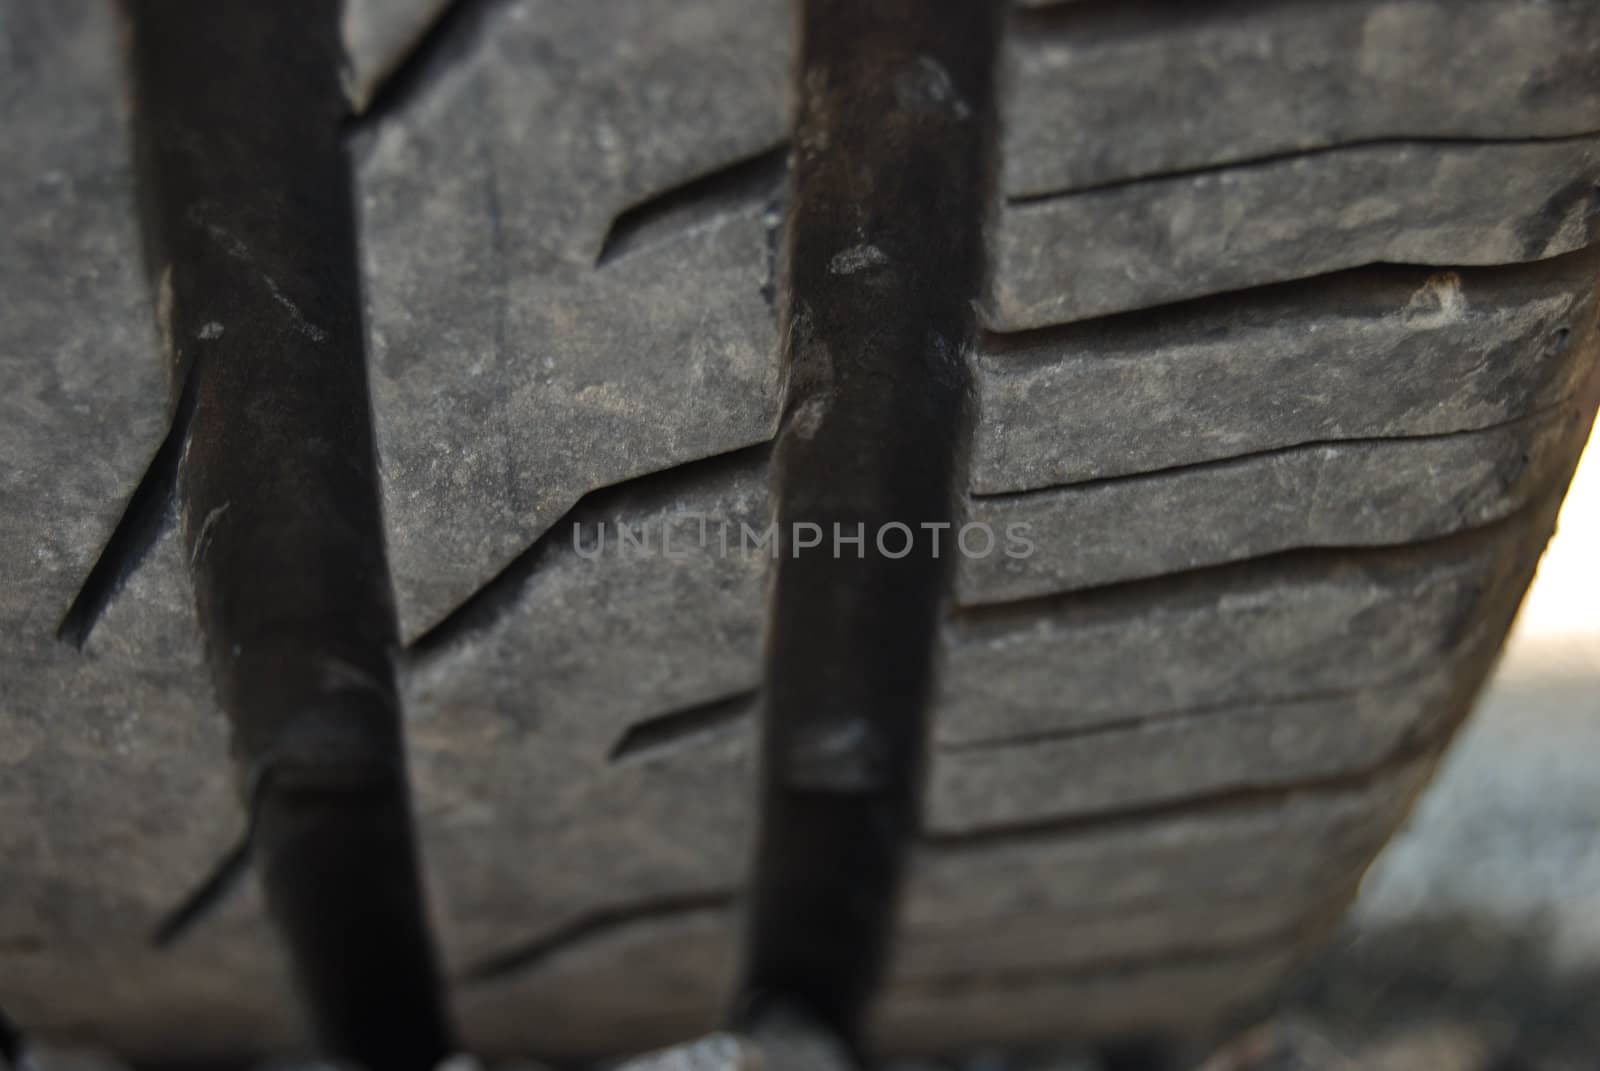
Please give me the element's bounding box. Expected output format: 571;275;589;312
609;689;759;763
151;828;253;948
408;442;771;661
465;891;736;983
0;1005;23;1068
738;0;1003;1049
596;146;789;267
55;371;196;649
125;4;453;1067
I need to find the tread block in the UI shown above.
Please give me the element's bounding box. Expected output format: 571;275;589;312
927;665;1468;833
1003;0;1600;195
0;531;298;1063
917;761;1430;904
416;467;1563;1011
987;137;1600;329
899;756;1434;974
403;451;769;968
471;914;1305;1057
973;254;1599;494
961;402;1590;604
463;907;1302;1058
454;761;1431;1058
356;0;790;639
936;507;1553;747
887;898;1329;985
0;0;170;635
458;903;733;1060
870;945;1301;1055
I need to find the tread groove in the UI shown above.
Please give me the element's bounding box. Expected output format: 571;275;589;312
930;734;1441;850
127;4;454;1066
595;146;788;267
0;1006;22;1068
151;829;253;948
55;370;196;649
737;0;1004;1046
978;248;1600;359
609;688;759;763
953;486;1545;626
936;658;1448;755
407;441;771;661
1007;130;1600;204
465;892;736;983
968;398;1578;503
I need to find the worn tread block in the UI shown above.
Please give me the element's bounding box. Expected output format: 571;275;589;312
888;896;1337;985
458;903;734;1060
0;0;169;641
987;137;1600;329
357;0;790;640
897;756;1434;978
961;402;1590;605
937;509;1551;746
454;759;1430;1058
1003;0;1600;195
456;899;1308;1058
415;458;1561;1027
869;945;1304;1055
403;451;769;968
592;597;1482;842
917;760;1430;904
927;665;1469;833
462;909;1302;1058
0;530;299;1064
973;254;1599;494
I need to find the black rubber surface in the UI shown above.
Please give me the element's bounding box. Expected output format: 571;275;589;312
2;0;1598;1063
